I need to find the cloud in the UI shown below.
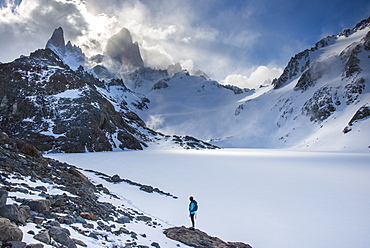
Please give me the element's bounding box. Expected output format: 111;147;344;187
0;0;278;86
223;66;283;89
0;0;89;62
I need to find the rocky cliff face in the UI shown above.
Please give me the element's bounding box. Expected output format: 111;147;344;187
0;48;217;152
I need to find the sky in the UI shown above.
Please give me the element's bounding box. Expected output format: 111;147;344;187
0;0;369;88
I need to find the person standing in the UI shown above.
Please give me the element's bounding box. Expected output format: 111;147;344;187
189;196;198;229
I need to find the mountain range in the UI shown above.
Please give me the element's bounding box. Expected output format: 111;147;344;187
1;17;370;152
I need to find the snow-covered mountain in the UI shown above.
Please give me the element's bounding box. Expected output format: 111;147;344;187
1;18;370;152
0;48;217;152
128;17;370;151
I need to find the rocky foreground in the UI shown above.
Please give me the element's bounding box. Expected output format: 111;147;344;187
164;227;252;248
0;132;251;247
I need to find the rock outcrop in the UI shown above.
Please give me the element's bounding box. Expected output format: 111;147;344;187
45;27;66;58
164;226;252;248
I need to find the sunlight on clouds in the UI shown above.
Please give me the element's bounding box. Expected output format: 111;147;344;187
223;66;283;89
179;59;194;71
140;41;174;69
0;0;279;83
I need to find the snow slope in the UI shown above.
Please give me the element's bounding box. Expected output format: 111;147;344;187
49;148;370;248
127;24;370;151
137;72;254;138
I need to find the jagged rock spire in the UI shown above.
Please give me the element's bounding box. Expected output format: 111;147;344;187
46;27;66;57
104;27;144;69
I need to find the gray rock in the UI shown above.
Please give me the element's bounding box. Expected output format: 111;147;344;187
0;190;8;207
136;215;152;222
140;185;154;193
88;232;99;239
0;217;23;242
49;226;70;236
111;174;122;183
16;187;29;194
4;241;27;248
116;216;130;224
72;238;87;247
61;215;75;225
33;216;44;224
26;244;44;248
164;226;252;248
49;227;76;248
33;231;50;244
0;204;26;225
75;216;87;224
151;242;160;248
25;200;51;213
35;186;47;192
49;220;60;227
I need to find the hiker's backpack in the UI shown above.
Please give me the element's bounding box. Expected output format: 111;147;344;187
193;201;198;211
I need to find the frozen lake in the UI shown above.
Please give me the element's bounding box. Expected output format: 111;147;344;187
49;148;370;248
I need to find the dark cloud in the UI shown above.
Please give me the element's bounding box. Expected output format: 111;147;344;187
0;0;88;62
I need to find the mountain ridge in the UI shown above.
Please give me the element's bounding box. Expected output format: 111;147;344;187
0;48;217;152
1;17;370;151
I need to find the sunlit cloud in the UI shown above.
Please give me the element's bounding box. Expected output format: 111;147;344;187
223;66;283;89
1;0;367;87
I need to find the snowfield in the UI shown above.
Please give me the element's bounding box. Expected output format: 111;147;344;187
49;148;370;248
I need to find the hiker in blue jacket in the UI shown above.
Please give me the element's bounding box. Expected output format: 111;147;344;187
189;196;198;229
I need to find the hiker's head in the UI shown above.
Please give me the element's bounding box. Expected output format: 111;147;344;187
189;196;194;201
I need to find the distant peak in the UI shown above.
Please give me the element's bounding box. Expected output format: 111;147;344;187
104;27;144;69
46;27;66;57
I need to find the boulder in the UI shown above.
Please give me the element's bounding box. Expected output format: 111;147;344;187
80;212;96;221
116;216;130;224
0;217;23;242
0;204;27;225
68;168;89;183
49;226;70;236
163;226;252;248
72;238;87;247
83;223;94;229
33;230;50;244
49;227;76;248
3;241;27;248
25;200;51;213
25;244;44;248
111;174;123;183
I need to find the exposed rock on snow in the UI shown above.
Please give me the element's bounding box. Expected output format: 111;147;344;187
84;170;179;198
0;133;174;247
343;104;370;133
164;226;252;248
